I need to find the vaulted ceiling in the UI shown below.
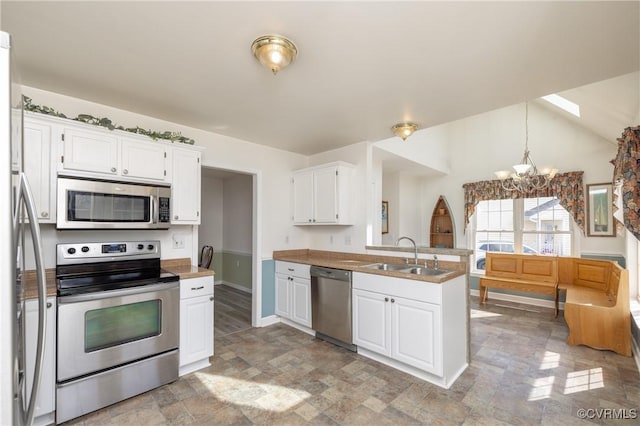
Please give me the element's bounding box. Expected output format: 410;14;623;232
2;1;638;155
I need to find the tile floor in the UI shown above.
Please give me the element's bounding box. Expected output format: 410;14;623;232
64;297;640;425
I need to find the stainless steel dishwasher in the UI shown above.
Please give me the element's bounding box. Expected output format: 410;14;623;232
310;266;356;352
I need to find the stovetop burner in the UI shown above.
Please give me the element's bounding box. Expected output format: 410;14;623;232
56;241;178;296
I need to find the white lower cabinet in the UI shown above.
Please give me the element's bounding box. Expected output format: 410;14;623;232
25;297;56;426
179;276;214;376
275;261;312;328
353;272;466;388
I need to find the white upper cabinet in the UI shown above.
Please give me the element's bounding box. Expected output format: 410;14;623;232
120;138;168;181
292;161;354;225
59;124;170;183
61;127;119;176
171;147;201;224
24;115;58;222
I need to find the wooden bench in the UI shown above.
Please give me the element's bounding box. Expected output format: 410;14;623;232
479;253;559;316
479;253;631;356
558;257;631;356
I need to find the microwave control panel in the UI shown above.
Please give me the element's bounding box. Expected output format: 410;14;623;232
158;197;171;223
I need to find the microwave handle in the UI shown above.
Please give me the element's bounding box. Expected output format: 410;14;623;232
151;195;158;225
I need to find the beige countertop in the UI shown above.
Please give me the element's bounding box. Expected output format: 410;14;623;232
162;258;215;280
273;249;466;284
25;269;57;299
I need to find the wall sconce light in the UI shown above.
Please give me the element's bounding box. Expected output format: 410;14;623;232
251;34;297;75
391;122;418;141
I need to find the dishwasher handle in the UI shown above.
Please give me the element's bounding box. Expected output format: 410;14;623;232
310;266;351;282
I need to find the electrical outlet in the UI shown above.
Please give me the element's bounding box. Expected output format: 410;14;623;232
345;236;351;245
236;260;240;267
285;235;289;244
330;235;334;244
172;234;185;249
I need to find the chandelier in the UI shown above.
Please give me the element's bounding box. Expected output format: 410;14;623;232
494;103;558;193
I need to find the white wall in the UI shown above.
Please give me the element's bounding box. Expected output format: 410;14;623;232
381;172;422;245
222;174;252;254
416;102;625;255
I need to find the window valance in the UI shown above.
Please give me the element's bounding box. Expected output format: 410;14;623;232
462;171;585;232
612;126;640;240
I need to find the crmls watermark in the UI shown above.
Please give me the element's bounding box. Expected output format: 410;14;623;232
576;408;638;420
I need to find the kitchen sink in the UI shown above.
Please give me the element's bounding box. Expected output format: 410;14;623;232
405;267;452;276
361;262;412;271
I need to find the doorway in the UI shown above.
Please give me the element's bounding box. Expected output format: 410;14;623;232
199;167;256;336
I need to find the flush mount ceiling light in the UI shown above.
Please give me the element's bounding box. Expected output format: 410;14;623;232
494;102;558;194
391;122;418;141
251;34;297;75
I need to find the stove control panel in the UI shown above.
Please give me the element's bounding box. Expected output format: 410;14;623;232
57;240;160;264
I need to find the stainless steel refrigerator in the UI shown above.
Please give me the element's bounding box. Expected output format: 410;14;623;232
0;31;48;426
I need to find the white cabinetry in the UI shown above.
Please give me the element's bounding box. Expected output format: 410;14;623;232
25;297;56;426
292;162;353;225
59;125;169;183
353;272;467;388
120;138;168;181
24;115;58;223
179;276;214;376
171;147;201;224
275;261;312;328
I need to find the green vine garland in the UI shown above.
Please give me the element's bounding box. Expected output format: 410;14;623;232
23;96;195;145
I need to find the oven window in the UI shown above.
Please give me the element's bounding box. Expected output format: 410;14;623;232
68;191;151;222
85;300;161;352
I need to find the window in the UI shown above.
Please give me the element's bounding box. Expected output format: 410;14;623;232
472;196;574;271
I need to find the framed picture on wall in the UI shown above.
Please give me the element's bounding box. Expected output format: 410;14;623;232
382;201;389;234
586;183;615;237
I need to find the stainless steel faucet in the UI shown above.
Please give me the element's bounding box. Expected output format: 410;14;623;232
395;236;418;265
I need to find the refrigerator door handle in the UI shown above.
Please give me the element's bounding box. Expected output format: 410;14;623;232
13;172;47;426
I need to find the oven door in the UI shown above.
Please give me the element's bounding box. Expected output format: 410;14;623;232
57;282;179;382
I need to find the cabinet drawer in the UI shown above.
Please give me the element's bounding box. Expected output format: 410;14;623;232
180;276;214;299
353;272;442;304
275;261;310;278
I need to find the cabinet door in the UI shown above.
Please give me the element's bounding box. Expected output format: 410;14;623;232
275;273;291;318
25;298;56;420
179;295;214;367
292;170;314;223
62;127;119;175
24;119;56;222
391;296;442;375
120;138;167;181
313;166;338;223
352;289;390;355
291;277;311;327
172;147;201;224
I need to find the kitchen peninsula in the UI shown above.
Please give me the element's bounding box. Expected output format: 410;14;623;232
273;247;472;389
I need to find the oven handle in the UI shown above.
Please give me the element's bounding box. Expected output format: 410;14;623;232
58;281;179;304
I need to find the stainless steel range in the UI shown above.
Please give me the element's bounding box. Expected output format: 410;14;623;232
55;241;180;423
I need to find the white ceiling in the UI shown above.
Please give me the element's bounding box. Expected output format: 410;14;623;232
1;1;639;155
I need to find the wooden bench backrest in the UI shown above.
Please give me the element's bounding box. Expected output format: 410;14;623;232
486;253;558;283
559;256;622;297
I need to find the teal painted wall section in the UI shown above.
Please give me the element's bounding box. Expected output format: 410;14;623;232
220;252;252;291
471;253;627;302
262;259;275;317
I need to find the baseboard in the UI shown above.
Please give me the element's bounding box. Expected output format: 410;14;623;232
257;315;280;327
470;289;565;311
216;281;252;294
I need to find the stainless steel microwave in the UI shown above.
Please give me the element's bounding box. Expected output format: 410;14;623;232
56;176;171;229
